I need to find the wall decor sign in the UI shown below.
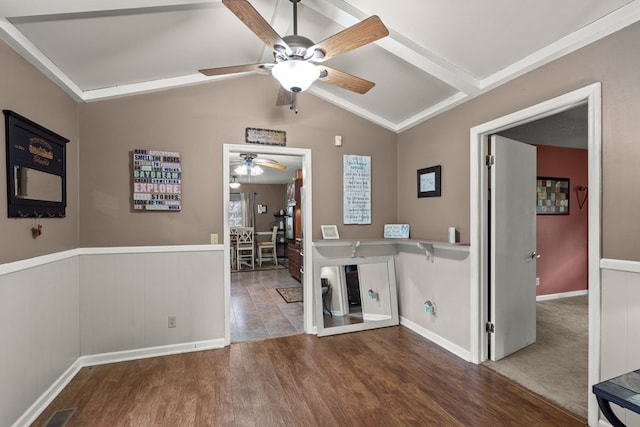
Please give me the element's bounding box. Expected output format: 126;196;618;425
536;176;569;214
384;224;410;238
417;165;441;198
245;127;286;146
132;149;181;211
343;154;371;224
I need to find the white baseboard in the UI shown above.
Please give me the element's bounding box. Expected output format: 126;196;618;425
79;339;226;367
13;339;225;427
400;316;471;362
12;358;83;427
536;289;588;302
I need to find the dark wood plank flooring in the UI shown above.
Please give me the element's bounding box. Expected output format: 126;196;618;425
32;326;585;426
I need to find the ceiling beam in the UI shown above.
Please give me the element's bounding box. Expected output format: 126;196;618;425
302;0;480;95
0;0;219;18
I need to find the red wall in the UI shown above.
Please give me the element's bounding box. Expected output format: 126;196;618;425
536;145;588;296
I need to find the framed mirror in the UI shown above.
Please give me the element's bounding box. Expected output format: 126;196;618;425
314;254;399;337
4;110;68;218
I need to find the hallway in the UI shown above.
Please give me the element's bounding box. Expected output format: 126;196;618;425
231;268;304;342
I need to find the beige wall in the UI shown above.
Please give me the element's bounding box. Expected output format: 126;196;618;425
0;42;79;263
79;75;397;246
233;183;287;233
398;21;640;262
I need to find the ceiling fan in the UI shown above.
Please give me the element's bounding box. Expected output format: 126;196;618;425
199;0;389;108
233;153;287;176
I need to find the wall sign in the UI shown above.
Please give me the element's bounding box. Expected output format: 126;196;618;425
343;154;371;224
132;149;181;211
245;127;286;146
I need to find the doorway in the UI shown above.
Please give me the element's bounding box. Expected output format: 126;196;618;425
223;144;313;345
469;83;601;425
485;115;589;417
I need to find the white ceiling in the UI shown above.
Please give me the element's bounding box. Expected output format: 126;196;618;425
230;152;301;184
1;0;639;132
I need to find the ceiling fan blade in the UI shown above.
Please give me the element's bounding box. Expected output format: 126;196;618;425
276;86;296;106
256;159;287;170
308;15;389;63
199;63;270;76
222;0;290;54
318;66;375;94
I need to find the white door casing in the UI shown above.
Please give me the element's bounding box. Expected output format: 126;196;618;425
490;135;537;361
469;83;601;425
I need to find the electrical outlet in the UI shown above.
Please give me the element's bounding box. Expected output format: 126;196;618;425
536;277;540;286
168;316;177;328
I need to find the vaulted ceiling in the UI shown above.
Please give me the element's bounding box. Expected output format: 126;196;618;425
1;0;639;132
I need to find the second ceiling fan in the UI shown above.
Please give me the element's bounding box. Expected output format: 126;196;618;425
199;0;389;107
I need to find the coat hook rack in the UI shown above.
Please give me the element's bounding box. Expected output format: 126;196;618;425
576;186;588;210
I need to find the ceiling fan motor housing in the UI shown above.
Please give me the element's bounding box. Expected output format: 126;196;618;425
279;35;315;60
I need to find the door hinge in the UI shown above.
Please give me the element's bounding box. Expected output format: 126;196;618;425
486;322;495;333
485;155;495;167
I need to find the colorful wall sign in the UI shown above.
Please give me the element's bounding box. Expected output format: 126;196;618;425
132;149;181;211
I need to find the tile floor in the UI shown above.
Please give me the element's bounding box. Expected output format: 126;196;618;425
231;268;304;342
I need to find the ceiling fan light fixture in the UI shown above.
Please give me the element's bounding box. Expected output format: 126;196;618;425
272;60;320;93
229;176;241;189
234;164;264;176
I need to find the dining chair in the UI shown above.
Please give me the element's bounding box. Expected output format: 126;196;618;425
257;226;278;266
235;227;254;270
229;227;238;269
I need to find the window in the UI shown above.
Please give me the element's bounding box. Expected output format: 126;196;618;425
229;193;242;226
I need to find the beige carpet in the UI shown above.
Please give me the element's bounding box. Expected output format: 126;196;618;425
484;295;588;419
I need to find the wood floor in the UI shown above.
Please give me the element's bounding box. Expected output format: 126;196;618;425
32;326;585;426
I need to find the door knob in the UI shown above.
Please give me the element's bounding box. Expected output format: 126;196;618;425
530;251;541;259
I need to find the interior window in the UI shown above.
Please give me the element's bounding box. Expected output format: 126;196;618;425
229;193;242;226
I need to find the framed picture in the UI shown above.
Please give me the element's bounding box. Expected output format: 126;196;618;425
321;225;340;239
417;165;441;198
384;224;410;238
536;177;570;214
245;127;286;146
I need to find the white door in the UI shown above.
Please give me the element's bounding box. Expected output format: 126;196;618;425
490;135;537;361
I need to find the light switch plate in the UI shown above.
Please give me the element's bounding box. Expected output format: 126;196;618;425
210;233;218;244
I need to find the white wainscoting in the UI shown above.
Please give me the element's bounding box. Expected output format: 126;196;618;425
599;259;640;427
1;245;226;427
0;252;80;427
79;247;225;355
395;247;471;360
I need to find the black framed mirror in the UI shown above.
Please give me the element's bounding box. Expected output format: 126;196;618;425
4;110;68;218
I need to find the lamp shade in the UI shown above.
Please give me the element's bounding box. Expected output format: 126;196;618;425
272;60;320;93
234;164;263;176
229;176;241;189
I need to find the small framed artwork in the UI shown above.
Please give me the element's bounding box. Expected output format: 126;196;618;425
417;165;441;198
321;225;340;239
384;224;410;238
536;177;570;214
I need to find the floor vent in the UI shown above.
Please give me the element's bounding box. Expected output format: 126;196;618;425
45;408;75;427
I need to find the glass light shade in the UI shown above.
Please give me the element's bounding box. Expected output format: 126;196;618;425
234;164;264;176
272;60;320;93
229;178;241;189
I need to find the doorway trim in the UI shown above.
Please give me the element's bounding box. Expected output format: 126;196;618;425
223;144;314;344
469;83;601;424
